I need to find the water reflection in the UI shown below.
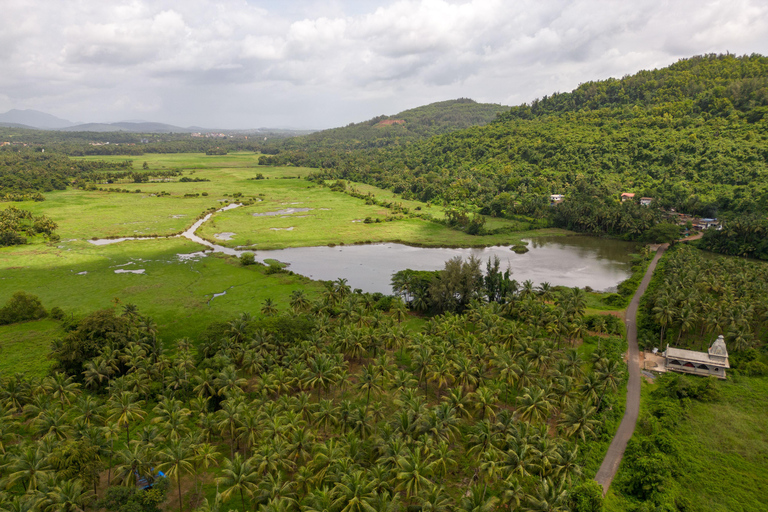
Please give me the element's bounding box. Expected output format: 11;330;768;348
256;236;638;295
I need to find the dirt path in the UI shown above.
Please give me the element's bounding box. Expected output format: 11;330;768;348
594;243;668;495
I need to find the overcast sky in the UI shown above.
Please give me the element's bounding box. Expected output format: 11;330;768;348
2;0;767;129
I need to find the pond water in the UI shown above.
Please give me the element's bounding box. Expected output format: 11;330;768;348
256;236;638;295
86;203;638;295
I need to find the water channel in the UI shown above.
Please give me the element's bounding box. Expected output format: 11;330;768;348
89;204;638;295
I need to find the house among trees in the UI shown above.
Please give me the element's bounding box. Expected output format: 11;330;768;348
550;194;564;204
620;192;635;202
663;335;729;379
640;197;654;206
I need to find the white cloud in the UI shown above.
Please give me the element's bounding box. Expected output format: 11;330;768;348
1;0;767;128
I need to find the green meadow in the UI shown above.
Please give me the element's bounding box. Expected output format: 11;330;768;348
605;376;768;512
0;152;555;370
0;237;321;362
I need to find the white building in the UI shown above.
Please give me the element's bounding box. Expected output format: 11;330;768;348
663;335;729;379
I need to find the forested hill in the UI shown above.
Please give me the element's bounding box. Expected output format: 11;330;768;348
268;98;509;152
300;54;768;220
499;53;768;121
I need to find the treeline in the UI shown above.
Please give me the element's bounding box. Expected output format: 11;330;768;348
552;182;681;242
0;150;131;198
0;127;306;156
0;205;58;246
499;53;768;120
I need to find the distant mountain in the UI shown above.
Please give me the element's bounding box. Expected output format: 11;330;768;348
273;98;509;152
0;109;75;129
0;122;36;130
60;121;196;133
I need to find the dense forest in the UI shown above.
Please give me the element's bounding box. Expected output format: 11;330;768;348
0;267;634;512
271;54;768;223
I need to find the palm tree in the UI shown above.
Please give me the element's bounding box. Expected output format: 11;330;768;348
595;358;623;410
426;357;454;400
217;454;259;512
215;398;244;459
107;392;146;443
157;438;196;512
459;485;498;512
469;387;499;421
523;478;568;512
113;442;151;487
357;365;385;410
557;402;598;441
331;470;377;512
3;444;52;491
261;298;278;317
517;387;551;424
396;449;435;499
419;485;451;512
290;290;311;313
43;478;95;512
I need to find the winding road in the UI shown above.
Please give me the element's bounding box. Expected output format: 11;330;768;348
594;243;668;495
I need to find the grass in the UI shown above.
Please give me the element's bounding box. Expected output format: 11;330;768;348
605;375;768;512
0;319;63;377
0;151;573;362
0;237;323;345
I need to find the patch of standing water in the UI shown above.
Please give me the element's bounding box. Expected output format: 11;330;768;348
177;252;208;261
214;232;236;241
115;269;145;275
253;208;312;217
208;288;232;305
89;236;158;246
270;227;294;231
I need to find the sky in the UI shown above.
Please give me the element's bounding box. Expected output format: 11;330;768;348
1;0;767;130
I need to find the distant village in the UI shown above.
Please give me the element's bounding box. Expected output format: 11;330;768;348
550;192;722;232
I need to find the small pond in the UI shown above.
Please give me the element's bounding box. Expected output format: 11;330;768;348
257;236;638;295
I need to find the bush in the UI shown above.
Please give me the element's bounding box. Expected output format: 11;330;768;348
239;253;256;266
570;480;604;512
744;360;768;377
0;291;47;325
49;306;65;320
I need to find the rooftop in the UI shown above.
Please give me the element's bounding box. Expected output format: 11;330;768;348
665;346;730;368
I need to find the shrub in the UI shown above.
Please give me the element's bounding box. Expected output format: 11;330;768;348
239;253;256;266
744;360;768;377
570;480;604;512
49;306;65;320
0;291;47;325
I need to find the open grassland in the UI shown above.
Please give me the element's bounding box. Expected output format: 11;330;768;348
0;152;565;362
605;376;768;512
0;319;63;377
69;152;551;248
0;237;323;344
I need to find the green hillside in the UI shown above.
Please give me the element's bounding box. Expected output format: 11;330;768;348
284;54;768;224
263;98;509;153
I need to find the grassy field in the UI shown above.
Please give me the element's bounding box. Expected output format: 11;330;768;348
0;237;323;348
0;319;63;377
65;152;552;249
0;151;563;373
605;375;768;512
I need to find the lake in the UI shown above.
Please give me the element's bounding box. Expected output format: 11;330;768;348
256;236;638;295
